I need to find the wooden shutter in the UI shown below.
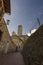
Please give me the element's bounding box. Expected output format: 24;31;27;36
3;0;11;14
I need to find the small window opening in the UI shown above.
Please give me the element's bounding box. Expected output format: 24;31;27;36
0;30;3;41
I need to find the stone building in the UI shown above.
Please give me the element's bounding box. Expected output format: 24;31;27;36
11;25;28;51
22;24;43;65
0;0;16;54
18;25;23;36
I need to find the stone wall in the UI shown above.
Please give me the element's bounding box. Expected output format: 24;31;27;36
22;25;43;65
0;19;16;54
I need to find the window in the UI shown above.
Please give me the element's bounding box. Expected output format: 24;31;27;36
0;30;3;41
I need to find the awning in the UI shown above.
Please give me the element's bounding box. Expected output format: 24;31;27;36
3;0;11;14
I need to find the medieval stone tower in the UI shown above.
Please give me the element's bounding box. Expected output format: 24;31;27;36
18;25;23;36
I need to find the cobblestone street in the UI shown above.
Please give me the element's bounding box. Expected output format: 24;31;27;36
0;52;25;65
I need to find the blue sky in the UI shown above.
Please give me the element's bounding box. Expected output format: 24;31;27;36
4;0;43;35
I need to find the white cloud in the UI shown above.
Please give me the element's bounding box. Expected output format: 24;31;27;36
27;29;37;36
31;29;37;34
27;33;31;36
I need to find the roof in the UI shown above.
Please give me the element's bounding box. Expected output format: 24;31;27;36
3;0;11;14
